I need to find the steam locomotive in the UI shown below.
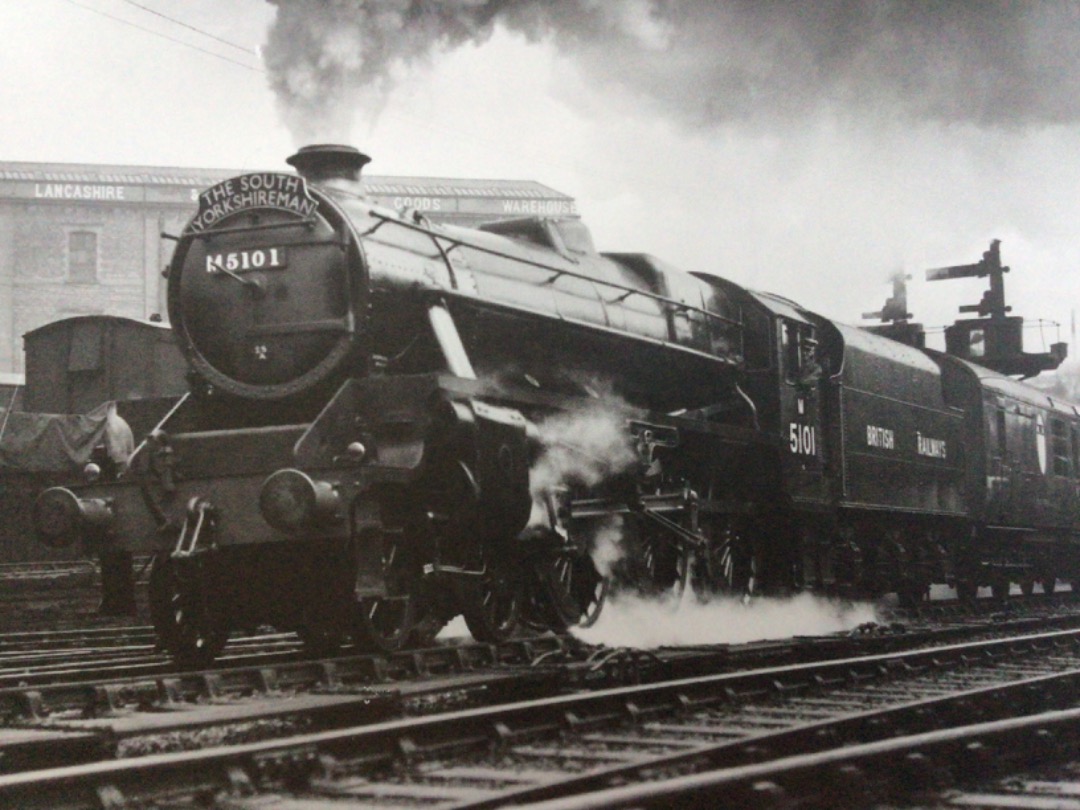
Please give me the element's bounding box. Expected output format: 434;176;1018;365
32;145;1080;665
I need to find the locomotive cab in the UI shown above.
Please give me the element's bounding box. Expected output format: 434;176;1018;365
697;279;830;509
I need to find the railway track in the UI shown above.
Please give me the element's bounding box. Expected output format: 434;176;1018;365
0;590;1071;805
1;593;1078;717
0;630;304;686
5;619;1080;807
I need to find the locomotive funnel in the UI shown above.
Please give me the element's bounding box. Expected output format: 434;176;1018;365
286;144;371;184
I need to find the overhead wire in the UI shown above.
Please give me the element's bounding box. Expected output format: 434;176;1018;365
51;0;595;180
117;0;256;55
53;0;710;194
57;0;263;73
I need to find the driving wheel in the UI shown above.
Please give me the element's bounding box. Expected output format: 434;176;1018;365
694;518;759;601
461;543;523;643
530;547;607;631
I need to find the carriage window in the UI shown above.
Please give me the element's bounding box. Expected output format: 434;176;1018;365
996;408;1007;457
1052;419;1071;477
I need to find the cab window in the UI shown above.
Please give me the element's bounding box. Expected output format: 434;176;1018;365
781;321;819;385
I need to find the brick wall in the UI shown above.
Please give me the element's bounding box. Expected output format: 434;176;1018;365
1;201;185;373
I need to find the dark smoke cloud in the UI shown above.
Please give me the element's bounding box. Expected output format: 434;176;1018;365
264;1;1080;143
264;0;504;142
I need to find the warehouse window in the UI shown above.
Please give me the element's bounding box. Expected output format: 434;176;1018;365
68;231;98;283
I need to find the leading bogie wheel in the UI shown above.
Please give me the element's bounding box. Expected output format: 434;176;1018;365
148;553;229;668
351;528;417;653
354;596;415;652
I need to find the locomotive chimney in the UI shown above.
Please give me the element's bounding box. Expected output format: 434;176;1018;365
286;144;371;191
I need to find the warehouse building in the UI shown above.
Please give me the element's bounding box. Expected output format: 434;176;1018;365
0;159;577;375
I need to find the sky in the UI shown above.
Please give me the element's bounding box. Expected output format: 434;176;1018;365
2;0;1080;360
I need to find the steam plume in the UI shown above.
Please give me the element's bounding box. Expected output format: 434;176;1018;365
263;1;1080;144
575;590;879;648
524;401;638;576
527;403;637;503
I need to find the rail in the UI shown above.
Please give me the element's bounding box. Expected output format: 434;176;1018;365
6;623;1080;808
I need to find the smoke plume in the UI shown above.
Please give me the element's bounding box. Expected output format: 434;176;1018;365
263;1;1080;144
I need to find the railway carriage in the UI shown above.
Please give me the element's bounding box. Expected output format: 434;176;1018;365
938;355;1080;594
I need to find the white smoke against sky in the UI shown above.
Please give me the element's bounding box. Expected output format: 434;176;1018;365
254;1;1080;342
262;1;1080;145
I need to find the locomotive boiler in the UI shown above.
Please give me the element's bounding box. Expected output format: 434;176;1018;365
32;145;769;664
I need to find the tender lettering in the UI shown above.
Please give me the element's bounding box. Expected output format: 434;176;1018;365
916;432;947;459
866;424;895;450
789;422;816;456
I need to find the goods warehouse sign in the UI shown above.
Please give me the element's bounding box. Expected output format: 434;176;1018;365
188;173;317;232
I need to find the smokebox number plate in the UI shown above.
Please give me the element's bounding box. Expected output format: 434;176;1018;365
206;247;288;274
